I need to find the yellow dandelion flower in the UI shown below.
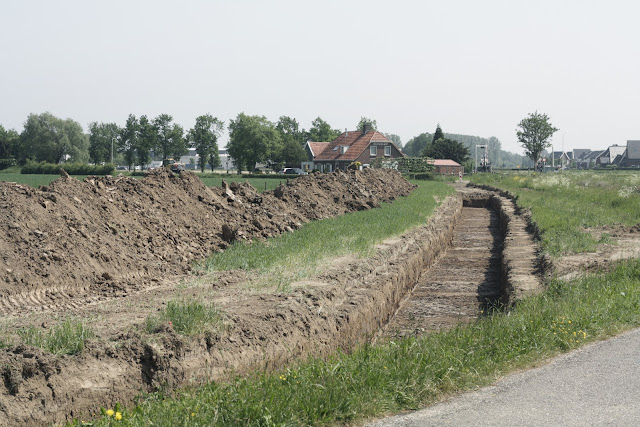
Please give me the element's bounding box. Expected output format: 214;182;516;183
115;412;122;420
106;409;114;417
573;332;577;336
191;412;196;417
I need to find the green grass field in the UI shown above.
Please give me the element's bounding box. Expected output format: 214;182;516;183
0;172;94;188
469;171;640;256
201;180;454;289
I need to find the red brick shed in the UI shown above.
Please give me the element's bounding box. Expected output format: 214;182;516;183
431;159;463;175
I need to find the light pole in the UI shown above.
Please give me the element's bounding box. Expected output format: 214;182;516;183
475;144;487;173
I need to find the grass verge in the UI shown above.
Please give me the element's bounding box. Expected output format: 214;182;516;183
18;319;93;355
75;259;640;426
201;180;454;289
469;171;640;256
145;300;223;336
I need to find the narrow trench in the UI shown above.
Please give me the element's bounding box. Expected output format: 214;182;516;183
383;198;502;338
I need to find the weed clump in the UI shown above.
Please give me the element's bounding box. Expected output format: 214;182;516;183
145;300;223;336
18;319;93;355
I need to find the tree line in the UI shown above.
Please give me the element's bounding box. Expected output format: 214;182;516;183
0;113;403;173
4;111;549;173
403;126;531;169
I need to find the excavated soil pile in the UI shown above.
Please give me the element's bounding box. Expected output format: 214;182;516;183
0;168;414;314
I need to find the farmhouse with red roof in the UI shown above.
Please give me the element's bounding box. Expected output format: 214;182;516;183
304;123;405;172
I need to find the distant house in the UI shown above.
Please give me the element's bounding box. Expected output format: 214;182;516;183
597;145;627;166
621;140;640;167
430;159;463;175
578;150;604;169
305;124;405;172
551;151;572;168
573;149;590;164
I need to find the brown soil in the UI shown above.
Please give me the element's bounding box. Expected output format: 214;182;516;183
0;168;419;426
0;168;412;316
0;175;571;426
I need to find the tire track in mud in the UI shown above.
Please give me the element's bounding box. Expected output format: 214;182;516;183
0;277;181;318
382;205;502;338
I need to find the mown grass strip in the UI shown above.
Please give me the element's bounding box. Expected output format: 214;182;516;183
201;180;454;287
18;319;93;356
76;259;640;426
469;171;640;256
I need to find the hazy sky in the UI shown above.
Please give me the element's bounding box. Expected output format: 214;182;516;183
1;0;638;154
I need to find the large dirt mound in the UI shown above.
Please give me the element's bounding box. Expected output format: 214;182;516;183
0;168;415;312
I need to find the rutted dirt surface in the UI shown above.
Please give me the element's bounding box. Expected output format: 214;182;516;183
383;206;502;337
0;173;549;426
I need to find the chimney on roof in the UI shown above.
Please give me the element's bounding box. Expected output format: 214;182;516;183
362;122;371;135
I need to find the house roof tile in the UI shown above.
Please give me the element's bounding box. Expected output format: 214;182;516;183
309;130;399;162
429;159;461;166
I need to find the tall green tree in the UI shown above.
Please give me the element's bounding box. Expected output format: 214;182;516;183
227;113;281;172
383;133;402;149
432;124;444;143
403;132;431;156
356;117;378;132
273;116;308;169
188;114;224;173
136;115;155;169
276;116;305;145
0;125;19;160
423;137;470;164
88;122;120;164
168;123;186;159
307;117;340;142
18;112;88;164
516;111;559;167
119;114;139;170
152;114;187;161
152;114;173;161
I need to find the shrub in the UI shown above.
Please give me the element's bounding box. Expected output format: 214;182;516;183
0;158;16;170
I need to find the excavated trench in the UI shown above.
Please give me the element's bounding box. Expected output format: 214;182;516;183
381;188;540;339
383;202;502;338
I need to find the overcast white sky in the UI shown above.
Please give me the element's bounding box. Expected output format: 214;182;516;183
1;0;639;154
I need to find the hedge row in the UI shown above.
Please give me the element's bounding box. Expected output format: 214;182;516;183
21;161;115;175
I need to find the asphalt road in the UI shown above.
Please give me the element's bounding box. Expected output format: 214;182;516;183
368;328;640;427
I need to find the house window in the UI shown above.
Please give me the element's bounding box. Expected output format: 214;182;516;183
341;146;348;154
384;146;391;156
370;146;377;156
